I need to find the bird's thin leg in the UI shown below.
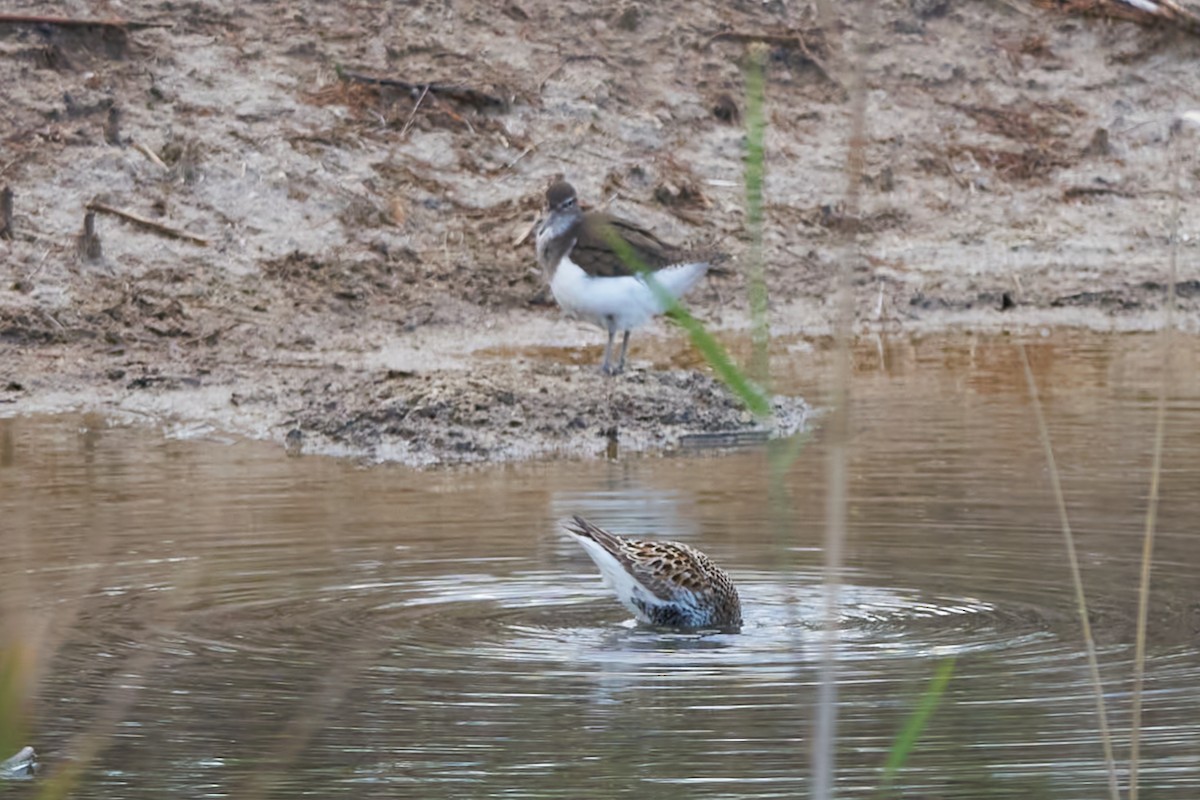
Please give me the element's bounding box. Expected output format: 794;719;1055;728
616;330;631;374
600;324;616;375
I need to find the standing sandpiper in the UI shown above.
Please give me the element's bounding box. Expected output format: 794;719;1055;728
535;181;715;375
563;515;742;629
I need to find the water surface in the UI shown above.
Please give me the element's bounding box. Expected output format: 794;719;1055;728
2;332;1199;798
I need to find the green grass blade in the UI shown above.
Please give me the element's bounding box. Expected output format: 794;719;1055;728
0;647;26;759
666;302;771;417
882;657;956;786
743;44;770;387
600;227;771;417
768;429;813;481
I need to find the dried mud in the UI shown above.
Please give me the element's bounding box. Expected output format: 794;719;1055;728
1;1;1198;465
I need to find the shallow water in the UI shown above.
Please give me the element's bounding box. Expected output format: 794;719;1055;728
2;332;1199;798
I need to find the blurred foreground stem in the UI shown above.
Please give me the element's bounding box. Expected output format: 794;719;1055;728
744;43;770;388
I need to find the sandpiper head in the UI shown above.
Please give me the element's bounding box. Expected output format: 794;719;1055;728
545;181;579;215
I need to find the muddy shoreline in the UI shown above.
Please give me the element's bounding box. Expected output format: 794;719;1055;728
1;1;1197;465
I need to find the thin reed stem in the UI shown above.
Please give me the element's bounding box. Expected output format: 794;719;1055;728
813;8;870;797
1129;116;1183;800
1018;344;1122;800
743;43;770;388
239;641;379;800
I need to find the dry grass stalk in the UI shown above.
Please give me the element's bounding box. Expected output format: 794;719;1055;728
1018;343;1122;800
812;0;869;794
1128;114;1186;800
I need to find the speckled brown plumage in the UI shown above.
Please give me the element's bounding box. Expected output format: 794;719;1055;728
563;515;742;629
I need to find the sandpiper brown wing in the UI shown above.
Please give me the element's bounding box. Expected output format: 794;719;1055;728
570;213;686;278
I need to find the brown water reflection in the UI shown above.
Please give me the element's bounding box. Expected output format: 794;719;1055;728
2;333;1199;798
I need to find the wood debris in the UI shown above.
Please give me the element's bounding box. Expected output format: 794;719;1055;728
338;70;508;111
86;201;209;246
1033;0;1200;35
0;14;170;30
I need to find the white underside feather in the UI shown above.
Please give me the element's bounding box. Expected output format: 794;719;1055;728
567;530;673;624
550;255;708;332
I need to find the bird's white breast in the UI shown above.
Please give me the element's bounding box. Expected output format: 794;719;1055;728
549;255;709;333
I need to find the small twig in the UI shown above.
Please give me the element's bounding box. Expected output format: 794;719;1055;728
512;218;537;248
182;321;241;347
338;69;507;110
39;308;66;332
1033;0;1200;35
941;155;972;189
707;29;818;48
705;28;837;85
0;14;172;30
1062;185;1134;200
130;140;168;170
399;84;430;138
503;144;535;170
365;108;387;128
537;54;610;92
991;0;1037;16
25;248;52;282
537;61;565;92
86;201;209;246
